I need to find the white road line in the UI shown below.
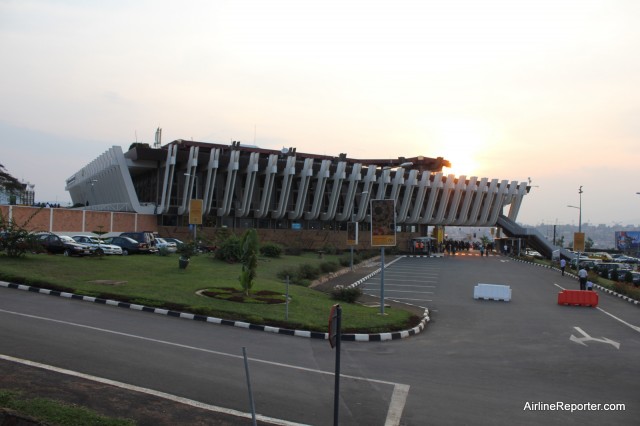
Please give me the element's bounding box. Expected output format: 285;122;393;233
553;284;640;334
385;384;410;426
0;353;308;426
596;307;640;333
0;307;411;421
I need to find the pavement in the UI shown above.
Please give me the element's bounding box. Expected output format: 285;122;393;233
310;255;430;319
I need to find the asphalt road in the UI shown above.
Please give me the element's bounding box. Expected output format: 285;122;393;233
1;252;639;425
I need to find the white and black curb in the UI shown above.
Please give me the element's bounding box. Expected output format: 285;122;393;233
0;279;430;342
511;257;640;307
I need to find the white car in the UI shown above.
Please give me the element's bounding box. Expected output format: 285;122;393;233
71;235;124;255
155;237;178;253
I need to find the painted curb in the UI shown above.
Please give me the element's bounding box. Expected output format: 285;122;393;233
0;278;430;342
511;257;640;306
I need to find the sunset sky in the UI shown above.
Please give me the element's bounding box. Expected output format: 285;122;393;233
1;0;639;226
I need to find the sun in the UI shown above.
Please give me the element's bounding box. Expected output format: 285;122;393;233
432;119;491;177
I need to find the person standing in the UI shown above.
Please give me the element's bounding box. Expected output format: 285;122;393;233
560;258;566;276
578;266;588;290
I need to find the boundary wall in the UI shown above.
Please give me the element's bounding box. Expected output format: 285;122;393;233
0;205;158;234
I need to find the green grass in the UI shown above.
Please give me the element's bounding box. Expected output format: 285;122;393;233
0;389;135;426
0;252;415;333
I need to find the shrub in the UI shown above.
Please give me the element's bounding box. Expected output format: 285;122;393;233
297;263;320;281
330;285;362;303
260;243;282;258
215;235;242;262
610;269;619;282
157;246;171;256
322;244;340;255
622;271;633;283
276;267;298;282
319;261;340;274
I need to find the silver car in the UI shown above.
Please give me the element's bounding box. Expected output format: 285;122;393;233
71;235;123;255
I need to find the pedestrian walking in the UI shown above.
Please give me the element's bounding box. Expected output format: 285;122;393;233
578;267;588;291
560;258;566;276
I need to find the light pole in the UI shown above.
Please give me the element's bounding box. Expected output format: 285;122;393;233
567;185;584;267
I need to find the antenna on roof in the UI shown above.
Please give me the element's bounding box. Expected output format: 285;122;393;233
154;127;162;148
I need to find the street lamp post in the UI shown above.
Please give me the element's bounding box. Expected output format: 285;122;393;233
567;185;584;268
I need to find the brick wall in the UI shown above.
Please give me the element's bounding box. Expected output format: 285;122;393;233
0;205;158;234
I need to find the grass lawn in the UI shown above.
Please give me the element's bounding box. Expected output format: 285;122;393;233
0;252;417;333
0;390;134;426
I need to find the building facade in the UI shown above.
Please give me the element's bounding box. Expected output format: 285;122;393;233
65;140;530;237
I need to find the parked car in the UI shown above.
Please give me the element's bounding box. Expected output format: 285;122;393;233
525;249;543;259
119;231;158;250
71;235;123;255
35;233;92;257
570;256;592;269
595;262;626;274
155;237;177;253
161;237;184;247
578;259;601;270
102;236;154;255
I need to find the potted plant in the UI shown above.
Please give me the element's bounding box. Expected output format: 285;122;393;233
177;242;196;269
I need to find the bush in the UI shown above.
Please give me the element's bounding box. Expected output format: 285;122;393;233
330;285;362;303
322;244;340;255
215;235;242;262
157;246;171;256
276;267;298;282
260;243;282;258
339;253;361;267
297;263;320;281
319;261;340;274
610;269;619;282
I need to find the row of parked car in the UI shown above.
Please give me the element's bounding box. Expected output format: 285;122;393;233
566;254;640;286
33;231;184;256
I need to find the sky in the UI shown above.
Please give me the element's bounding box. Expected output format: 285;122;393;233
1;0;639;226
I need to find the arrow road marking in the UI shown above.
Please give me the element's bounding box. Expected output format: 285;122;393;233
569;327;620;350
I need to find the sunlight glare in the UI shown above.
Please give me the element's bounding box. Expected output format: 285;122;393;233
434;119;491;177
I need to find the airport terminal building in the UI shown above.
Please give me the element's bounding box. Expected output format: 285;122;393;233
65;139;530;244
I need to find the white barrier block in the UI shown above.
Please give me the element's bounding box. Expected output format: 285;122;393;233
473;283;511;301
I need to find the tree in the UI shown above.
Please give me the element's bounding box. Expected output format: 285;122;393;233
0;163;22;195
585;237;594;250
239;228;259;296
556;236;565;248
0;207;42;257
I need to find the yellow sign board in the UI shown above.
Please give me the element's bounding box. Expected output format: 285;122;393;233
370;199;396;247
189;199;203;225
573;232;585;252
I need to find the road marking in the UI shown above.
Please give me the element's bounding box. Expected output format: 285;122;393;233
553;284;640;334
569;327;620;349
0;307;410;423
385;384;410;426
0;353;308;426
596;307;640;333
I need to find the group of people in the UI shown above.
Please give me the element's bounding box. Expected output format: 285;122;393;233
559;258;593;291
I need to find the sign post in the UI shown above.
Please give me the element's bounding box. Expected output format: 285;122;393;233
189;199;203;241
347;222;358;271
370;199;396;315
329;304;342;426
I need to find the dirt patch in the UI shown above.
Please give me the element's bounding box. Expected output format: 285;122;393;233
197;287;286;304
